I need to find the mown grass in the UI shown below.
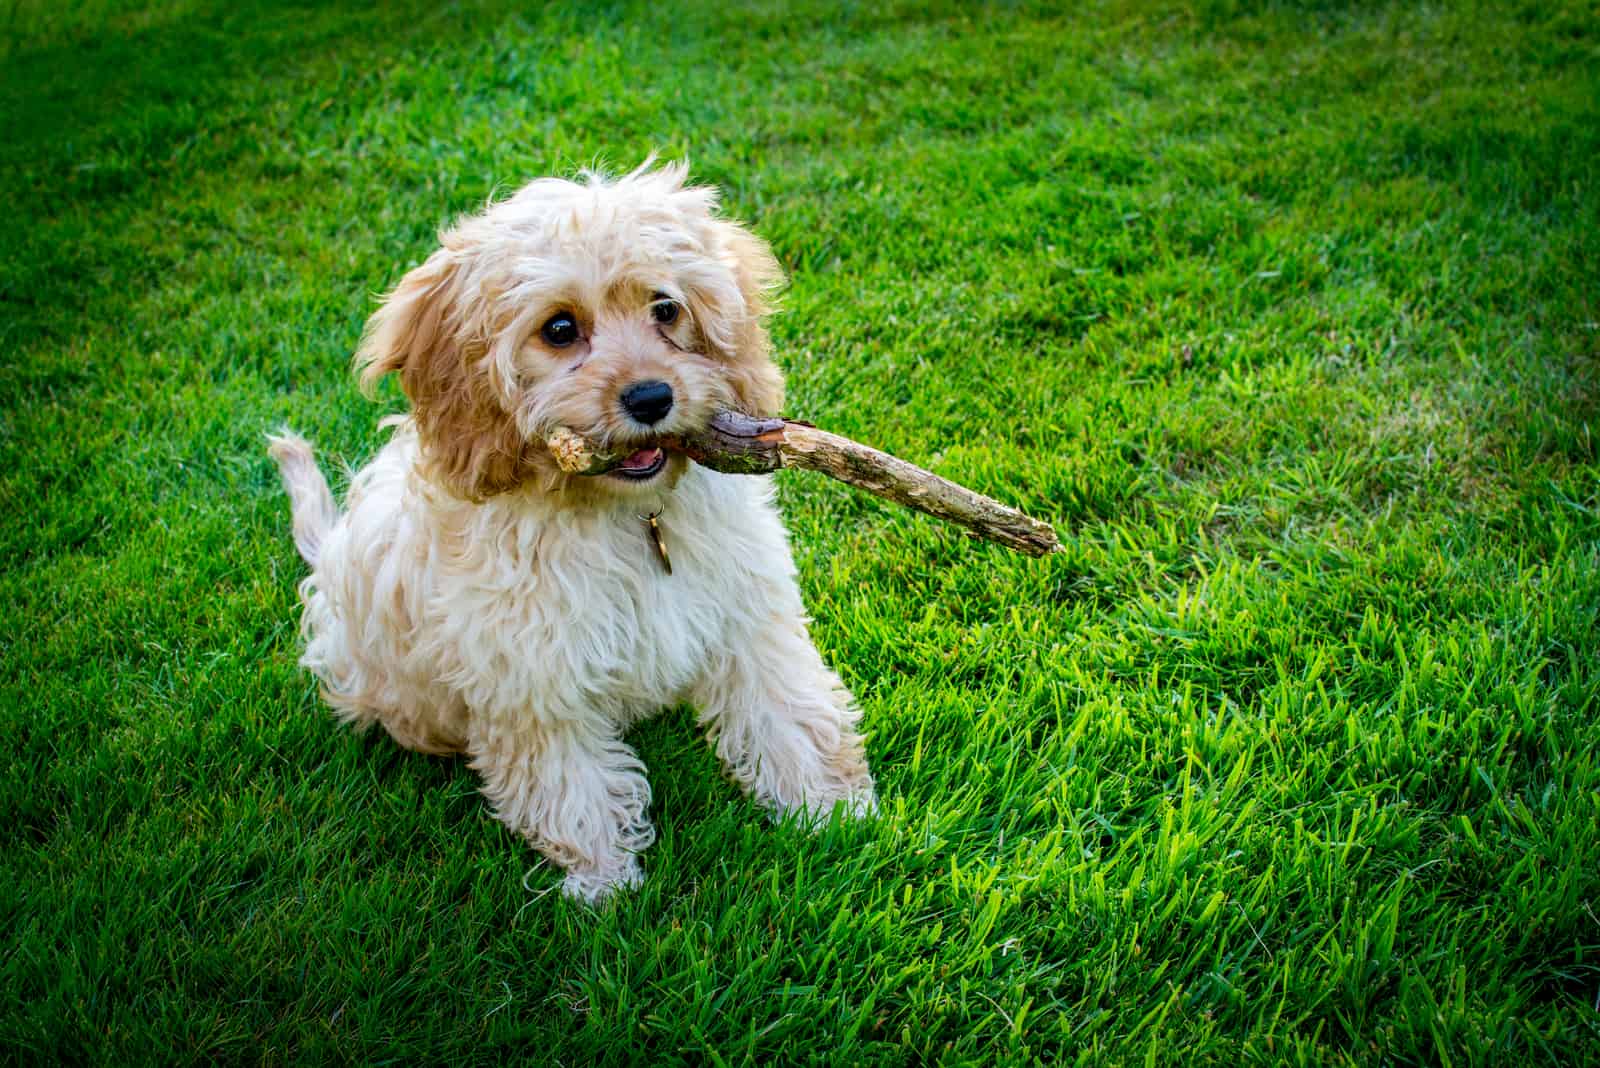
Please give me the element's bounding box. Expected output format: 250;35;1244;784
3;0;1598;1063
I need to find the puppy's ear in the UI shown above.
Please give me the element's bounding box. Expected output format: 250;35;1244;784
355;247;527;500
710;219;787;417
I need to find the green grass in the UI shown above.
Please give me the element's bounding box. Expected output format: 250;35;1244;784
3;0;1598;1062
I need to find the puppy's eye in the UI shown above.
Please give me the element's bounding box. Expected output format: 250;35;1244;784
650;294;680;326
541;313;579;347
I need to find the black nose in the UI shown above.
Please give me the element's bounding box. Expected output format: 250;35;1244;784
620;380;674;425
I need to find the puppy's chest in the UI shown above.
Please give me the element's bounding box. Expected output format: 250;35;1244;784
573;515;730;665
454;507;743;712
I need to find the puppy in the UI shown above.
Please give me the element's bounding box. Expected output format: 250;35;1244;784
267;162;875;902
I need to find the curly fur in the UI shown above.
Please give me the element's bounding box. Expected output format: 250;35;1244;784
268;162;874;901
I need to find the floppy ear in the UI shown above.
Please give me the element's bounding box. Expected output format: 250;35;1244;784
710;219;786;417
355;247;528;500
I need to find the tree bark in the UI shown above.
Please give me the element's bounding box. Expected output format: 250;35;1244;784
547;412;1063;558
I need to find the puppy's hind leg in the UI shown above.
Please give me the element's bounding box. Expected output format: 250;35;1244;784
693;614;876;824
467;716;655;903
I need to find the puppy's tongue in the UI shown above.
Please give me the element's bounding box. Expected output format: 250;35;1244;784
620;447;664;471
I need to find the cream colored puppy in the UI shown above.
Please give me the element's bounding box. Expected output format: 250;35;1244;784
268;162;874;902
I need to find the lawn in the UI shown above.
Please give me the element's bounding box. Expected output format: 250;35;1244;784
3;0;1598;1063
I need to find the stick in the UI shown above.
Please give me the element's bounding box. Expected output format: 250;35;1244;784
547;412;1064;557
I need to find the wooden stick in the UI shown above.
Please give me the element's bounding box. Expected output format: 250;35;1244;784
547;412;1064;557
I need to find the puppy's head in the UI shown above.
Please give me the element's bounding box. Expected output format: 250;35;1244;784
356;161;784;503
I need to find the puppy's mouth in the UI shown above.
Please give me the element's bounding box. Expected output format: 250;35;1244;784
609;446;667;481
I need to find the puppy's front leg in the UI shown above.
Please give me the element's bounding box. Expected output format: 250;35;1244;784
467;717;654;902
693;613;876;822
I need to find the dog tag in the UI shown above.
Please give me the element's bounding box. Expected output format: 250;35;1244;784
642;512;672;576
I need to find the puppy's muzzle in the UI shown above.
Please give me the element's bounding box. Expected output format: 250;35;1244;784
620;380;674;425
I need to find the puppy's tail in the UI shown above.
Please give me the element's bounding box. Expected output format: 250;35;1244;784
266;429;339;568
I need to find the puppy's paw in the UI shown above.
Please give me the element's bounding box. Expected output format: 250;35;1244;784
560;857;645;905
780;782;878;831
